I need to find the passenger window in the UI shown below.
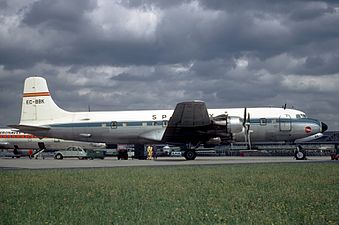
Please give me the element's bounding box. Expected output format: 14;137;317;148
260;118;267;126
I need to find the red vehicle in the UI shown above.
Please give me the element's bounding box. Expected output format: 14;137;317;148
330;145;339;160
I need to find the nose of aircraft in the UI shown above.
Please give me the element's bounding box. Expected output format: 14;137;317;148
321;122;328;133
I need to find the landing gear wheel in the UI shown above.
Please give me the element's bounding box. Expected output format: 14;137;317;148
184;150;196;160
295;148;306;160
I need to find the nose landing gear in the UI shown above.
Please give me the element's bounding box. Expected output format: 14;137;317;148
295;145;306;160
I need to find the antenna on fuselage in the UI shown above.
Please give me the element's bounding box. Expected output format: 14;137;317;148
283;103;287;110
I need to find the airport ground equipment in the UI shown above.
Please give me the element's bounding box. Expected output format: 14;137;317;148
330;144;339;160
133;144;147;160
117;149;128;160
86;149;105;160
331;153;339;160
31;142;46;159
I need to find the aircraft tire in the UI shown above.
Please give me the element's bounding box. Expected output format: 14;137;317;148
55;154;63;160
184;150;196;160
295;149;306;160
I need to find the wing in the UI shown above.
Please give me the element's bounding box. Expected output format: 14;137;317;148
161;101;213;144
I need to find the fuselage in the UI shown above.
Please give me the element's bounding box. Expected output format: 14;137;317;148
24;107;324;145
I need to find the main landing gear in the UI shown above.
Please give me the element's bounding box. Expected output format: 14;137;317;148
181;145;197;160
183;149;197;160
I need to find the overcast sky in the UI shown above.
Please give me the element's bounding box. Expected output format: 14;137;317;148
0;0;339;130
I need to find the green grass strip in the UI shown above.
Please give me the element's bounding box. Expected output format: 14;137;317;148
0;163;338;225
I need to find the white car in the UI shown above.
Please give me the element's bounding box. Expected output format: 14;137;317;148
54;146;87;160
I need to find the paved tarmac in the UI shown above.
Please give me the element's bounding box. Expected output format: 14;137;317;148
0;156;334;170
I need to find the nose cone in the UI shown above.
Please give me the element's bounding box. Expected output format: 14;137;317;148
321;122;328;133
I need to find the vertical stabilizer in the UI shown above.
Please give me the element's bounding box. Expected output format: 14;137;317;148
20;77;69;123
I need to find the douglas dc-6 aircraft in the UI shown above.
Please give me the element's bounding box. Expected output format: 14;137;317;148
0;128;106;157
10;77;328;160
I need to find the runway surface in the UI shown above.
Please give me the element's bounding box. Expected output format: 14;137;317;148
0;156;334;170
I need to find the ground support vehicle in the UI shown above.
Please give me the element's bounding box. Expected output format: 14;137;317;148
86;149;105;160
330;145;339;160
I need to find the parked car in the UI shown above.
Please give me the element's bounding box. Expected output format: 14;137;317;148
86;149;105;160
54;146;87;160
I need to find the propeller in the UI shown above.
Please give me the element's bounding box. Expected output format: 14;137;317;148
246;113;251;150
243;108;252;150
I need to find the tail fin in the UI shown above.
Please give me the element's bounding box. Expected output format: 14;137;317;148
20;76;69;124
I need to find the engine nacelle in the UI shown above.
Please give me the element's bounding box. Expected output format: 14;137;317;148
213;116;243;134
227;116;243;134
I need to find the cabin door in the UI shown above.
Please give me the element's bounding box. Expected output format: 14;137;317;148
279;114;292;131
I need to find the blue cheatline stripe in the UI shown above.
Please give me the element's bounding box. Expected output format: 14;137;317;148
50;121;167;128
249;118;320;125
49;118;319;128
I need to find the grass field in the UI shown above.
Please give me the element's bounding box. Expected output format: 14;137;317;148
0;163;338;225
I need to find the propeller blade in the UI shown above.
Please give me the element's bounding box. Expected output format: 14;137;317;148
243;108;247;127
247;112;250;129
247;131;252;150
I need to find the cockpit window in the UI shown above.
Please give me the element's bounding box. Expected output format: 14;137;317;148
296;114;307;118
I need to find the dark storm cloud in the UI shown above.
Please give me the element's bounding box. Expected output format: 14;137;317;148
22;0;96;30
0;0;8;9
1;0;339;68
0;0;339;130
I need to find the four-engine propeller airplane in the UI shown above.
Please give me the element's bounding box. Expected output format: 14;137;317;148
9;76;328;160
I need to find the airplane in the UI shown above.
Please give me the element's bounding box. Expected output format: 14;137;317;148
0;128;106;158
9;76;328;160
